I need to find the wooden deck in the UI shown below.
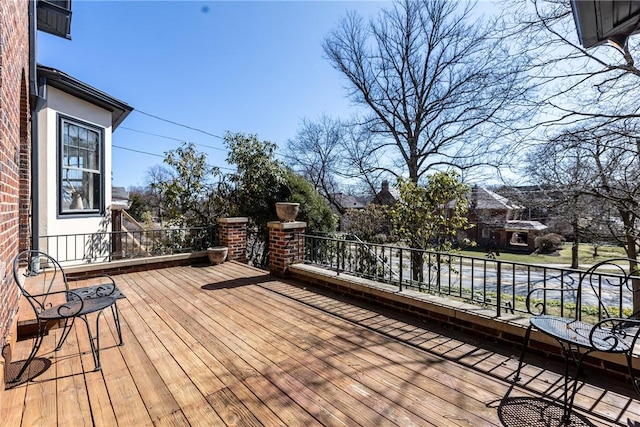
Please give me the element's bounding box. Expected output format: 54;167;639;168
2;261;640;426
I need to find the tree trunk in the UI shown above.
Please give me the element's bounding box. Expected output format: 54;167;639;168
411;250;424;284
571;219;579;269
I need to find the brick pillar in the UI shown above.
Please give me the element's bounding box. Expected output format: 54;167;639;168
218;217;248;263
268;221;306;276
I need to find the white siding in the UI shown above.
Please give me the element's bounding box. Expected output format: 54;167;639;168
37;86;114;262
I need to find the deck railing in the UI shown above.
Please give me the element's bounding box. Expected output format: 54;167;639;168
301;233;633;319
39;225;219;265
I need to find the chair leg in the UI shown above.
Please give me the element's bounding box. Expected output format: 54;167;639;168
111;302;124;346
9;321;48;383
55;317;76;351
514;324;532;382
79;310;106;371
562;347;589;424
626;351;640;395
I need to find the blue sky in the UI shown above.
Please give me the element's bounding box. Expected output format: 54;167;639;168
38;0;501;189
38;0;386;188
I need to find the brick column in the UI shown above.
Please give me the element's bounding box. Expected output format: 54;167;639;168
218;217;248;263
268;221;306;276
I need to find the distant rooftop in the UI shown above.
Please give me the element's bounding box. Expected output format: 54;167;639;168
472;186;523;211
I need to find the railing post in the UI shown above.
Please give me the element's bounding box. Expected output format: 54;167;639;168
267;220;307;276
337;239;344;275
496;261;502;317
399;248;403;292
436;252;441;291
218;217;248;263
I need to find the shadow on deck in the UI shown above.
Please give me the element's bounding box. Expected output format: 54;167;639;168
2;261;639;426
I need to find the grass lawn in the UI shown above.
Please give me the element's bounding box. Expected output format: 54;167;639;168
458;243;628;267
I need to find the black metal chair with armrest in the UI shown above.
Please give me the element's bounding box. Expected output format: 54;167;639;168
63;272;125;348
514;258;640;423
9;250;123;383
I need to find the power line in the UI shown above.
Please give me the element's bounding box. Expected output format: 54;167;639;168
113;144;164;158
133;110;225;140
120;126;228;152
120;126;182;142
125;109;291;160
113;144;237;172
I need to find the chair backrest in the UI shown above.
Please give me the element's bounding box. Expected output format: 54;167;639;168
578;258;640;321
13;250;69;315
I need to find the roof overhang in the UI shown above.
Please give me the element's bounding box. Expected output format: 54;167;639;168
37;65;133;129
37;0;72;40
504;220;548;232
570;0;640;48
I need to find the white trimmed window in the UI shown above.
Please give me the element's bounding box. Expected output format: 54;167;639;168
59;116;104;215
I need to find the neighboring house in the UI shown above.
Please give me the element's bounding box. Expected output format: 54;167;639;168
332;193;366;212
467;186;548;252
35;65;133;260
328;193;365;231
371;180;398;206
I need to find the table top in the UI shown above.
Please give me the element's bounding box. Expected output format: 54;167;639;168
531;315;631;352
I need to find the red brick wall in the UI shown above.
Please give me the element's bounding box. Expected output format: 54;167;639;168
218;217;248;263
0;0;30;350
267;221;306;275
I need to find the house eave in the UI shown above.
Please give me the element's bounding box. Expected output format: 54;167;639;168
570;0;640;48
504;220;548;232
37;64;133;129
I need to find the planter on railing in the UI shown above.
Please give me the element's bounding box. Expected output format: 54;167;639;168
275;202;300;222
207;246;228;265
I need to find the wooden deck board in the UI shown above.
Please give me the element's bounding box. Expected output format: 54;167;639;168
114;279;224;426
2;261;639;426
55;325;93;427
21;329;58;427
197;274;495;425
129;270;354;426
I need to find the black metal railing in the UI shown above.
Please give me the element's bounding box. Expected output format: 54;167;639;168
302;234;632;318
39;225;219;265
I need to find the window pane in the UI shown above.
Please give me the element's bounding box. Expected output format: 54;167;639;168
63;169;100;211
59;117;103;214
88;131;99;169
68;124;78;145
68;146;79;168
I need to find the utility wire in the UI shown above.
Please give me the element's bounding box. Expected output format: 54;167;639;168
134;109;225;140
125;109;291;161
113;144;237;172
120;126;228;152
113;144;164;158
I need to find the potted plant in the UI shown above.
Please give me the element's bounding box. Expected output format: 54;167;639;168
207;246;228;265
275;202;300;222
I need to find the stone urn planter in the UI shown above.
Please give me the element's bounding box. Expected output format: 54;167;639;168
207;246;228;265
275;202;300;222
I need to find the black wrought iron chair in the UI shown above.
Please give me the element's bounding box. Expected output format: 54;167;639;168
10;250;123;382
514;258;640;423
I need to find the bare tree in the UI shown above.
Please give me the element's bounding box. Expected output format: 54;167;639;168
323;0;531;183
287;114;395;209
286;115;349;213
505;0;640;129
526;122;640;271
